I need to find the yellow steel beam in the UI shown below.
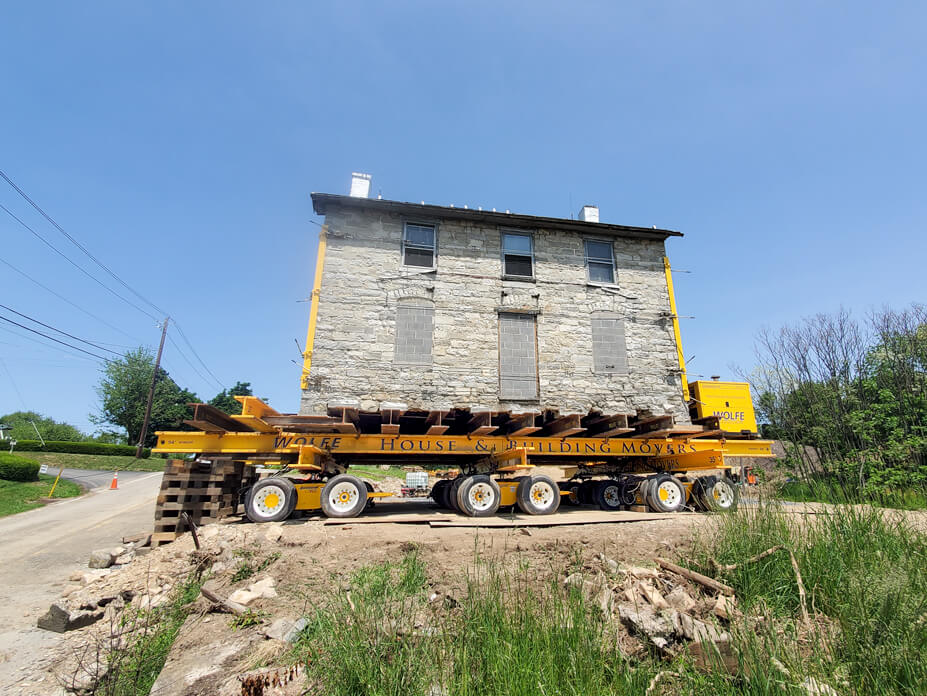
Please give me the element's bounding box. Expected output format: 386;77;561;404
235;396;281;419
663;256;690;403
154;431;773;459
300;225;328;390
651;449;724;470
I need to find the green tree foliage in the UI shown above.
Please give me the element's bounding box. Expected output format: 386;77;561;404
91;347;198;447
0;411;87;442
207;381;253;415
753;304;927;495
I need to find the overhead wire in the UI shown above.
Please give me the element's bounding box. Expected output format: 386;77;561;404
0;314;111;362
172;321;225;391
0;255;141;342
0;303;121;356
0;323;99;363
166;333;218;393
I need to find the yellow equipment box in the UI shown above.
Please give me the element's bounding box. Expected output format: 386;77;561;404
688;380;758;435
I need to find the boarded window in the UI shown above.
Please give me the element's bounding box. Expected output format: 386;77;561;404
402;223;436;268
499;313;539;400
591;316;628;374
394;302;434;364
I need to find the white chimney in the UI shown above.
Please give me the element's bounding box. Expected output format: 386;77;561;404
578;205;599;223
349;172;371;198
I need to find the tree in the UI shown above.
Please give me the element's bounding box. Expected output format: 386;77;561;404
208;381;253;415
91;347;198;447
0;411;87;442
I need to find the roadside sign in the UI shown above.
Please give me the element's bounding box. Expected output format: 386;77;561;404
39;464;49;474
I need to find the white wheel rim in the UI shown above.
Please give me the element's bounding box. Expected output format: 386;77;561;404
602;485;621;507
656;481;681;508
328;481;360;512
529;481;555;509
252;484;286;520
713;482;734;508
467;482;496;512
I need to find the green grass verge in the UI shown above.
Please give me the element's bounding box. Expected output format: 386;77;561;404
0;473;82;517
349;464;409;481
23;451;168;473
778;479;927;510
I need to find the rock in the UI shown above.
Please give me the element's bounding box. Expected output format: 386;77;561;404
264;617;309;643
713;595;738;621
229;577;277;605
88;549;115;569
666;587;697;613
638;580;670;610
113;550;135;565
597;554;620;574
37;603;105;633
618;604;678;650
68;571;84;582
674;612;729;644
627;566;659;579
800;677;839;696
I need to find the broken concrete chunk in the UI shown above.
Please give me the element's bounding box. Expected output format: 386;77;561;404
665;586;697;613
618;604;678;649
627;566;659;579
229;577;278;606
638;580;670;610
713;594;738;621
674;612;729;644
37;603;105;633
88;549;115;569
264;616;309;643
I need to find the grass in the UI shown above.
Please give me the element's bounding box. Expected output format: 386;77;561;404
0;473;82;517
349;464;410;481
99;574;205;696
21;451;168;472
231;549;281;583
778;479;927;510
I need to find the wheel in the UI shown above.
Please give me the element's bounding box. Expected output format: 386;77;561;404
364;480;375;510
704;477;739;512
516;475;561;515
646;474;686;513
320;474;368;518
246;477;296;523
563;481;582;506
691;475;718;511
578;480;598;505
594;479;624;511
431;479;450;508
448;476;467;513
456;475;501;517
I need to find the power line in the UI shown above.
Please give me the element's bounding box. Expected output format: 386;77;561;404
0;314;111;362
0;324;99;363
166;333;217;392
0;169;167;317
0;202;158;321
0;255;140;342
0;357;29;411
172;321;225;390
0;303;121;356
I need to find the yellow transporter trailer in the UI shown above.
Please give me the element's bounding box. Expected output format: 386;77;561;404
153;395;773;522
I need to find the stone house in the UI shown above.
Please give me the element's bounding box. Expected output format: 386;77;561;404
300;174;689;423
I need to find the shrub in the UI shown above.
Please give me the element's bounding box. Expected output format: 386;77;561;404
0;453;40;481
11;440;150;458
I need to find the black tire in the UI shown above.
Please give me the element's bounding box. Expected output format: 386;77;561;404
646;474;686;513
691;475;718;511
246;477;296;523
703;477;739;512
320;474;368;518
578;480;598;505
364;480;375;511
594;479;624;511
563;481;582;506
456;475;501;517
516;475;561;515
448;476;467;513
431;479;450;508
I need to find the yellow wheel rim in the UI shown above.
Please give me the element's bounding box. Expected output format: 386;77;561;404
264;492;280;509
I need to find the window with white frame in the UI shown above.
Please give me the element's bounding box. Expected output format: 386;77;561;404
502;231;534;278
402;223;436;268
584;239;615;284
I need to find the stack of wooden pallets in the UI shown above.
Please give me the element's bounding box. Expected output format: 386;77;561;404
152;458;257;546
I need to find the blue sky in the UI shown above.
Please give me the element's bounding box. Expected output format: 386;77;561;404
1;2;924;434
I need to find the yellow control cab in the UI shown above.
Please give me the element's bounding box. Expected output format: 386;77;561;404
688;380;758;435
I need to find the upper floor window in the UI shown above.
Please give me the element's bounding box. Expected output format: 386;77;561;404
403;223;436;268
584;239;615;284
502;232;534;278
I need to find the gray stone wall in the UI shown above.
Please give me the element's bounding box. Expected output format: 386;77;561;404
300;204;689;422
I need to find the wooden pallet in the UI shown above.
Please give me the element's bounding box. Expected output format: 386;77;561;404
151;458;255;546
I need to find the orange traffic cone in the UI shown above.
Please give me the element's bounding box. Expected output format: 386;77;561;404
109;472;118;490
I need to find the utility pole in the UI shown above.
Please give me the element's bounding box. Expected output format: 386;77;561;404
136;317;169;458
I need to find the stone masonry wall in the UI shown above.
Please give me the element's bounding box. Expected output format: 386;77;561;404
299;204;689;422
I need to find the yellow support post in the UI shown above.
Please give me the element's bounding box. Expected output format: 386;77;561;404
663;256;690;403
301;225;328;390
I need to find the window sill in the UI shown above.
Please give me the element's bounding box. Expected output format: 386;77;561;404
400;266;437;273
502;275;537;283
586;281;620;290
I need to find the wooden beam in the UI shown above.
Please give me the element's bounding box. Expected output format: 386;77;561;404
467;411;498;436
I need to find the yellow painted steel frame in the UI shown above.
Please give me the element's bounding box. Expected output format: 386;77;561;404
663;256;690;402
300;225;328;390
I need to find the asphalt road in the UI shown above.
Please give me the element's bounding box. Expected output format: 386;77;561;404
0;468;163;693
